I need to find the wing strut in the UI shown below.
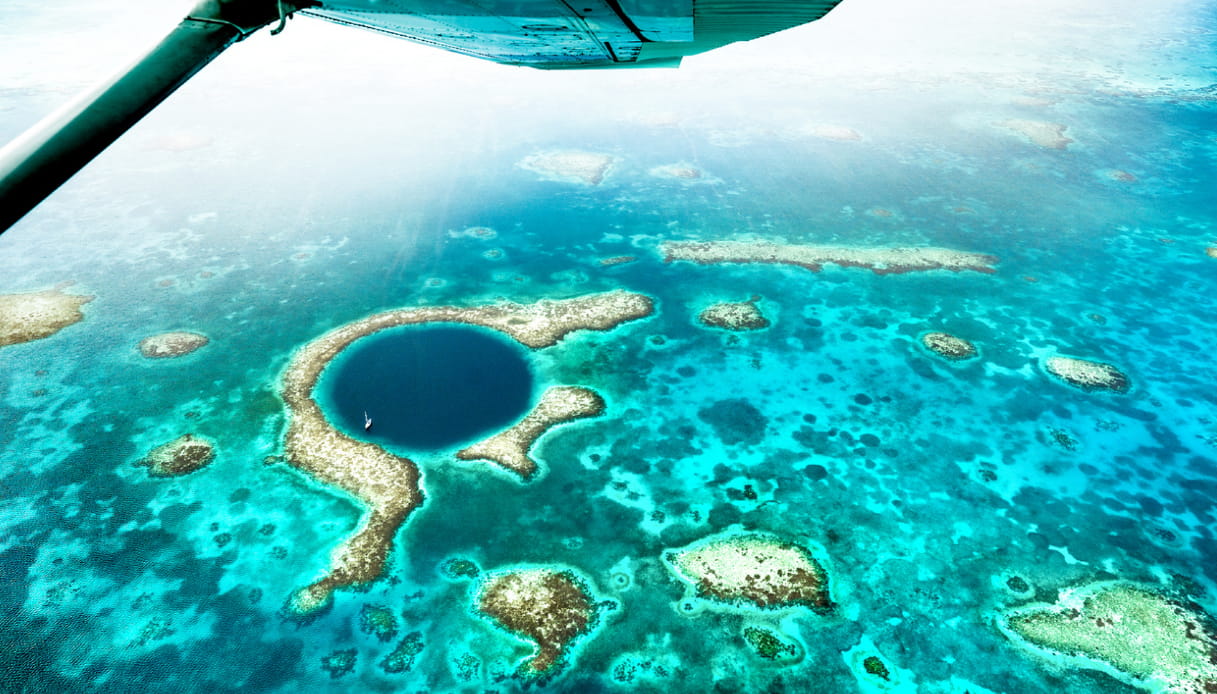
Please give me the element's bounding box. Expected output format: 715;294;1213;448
0;0;308;235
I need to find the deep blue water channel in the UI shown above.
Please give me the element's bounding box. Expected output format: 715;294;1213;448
320;324;533;450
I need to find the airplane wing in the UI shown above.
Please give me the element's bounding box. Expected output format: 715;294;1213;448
303;0;844;68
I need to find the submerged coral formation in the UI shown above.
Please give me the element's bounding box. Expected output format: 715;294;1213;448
598;255;637;266
456;386;605;480
380;631;424;674
698;297;770;331
320;648;357;679
1004;583;1217;694
359;603;400;642
138;331;208;358
1044;356;1130;393
998;119;1073;149
136;434;215;477
475;568;599;675
862;655;891;681
520;150;614;185
921;331;977;360
279;291;653;615
743;626;798;660
666;533;832;610
662;240;997;275
0;287;93;347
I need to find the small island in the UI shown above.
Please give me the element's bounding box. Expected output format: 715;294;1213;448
457;386;605;481
1003;583;1217;693
475;567;599;676
0;287;93;348
997;119;1073;149
139;331;209;358
662;240;997;275
650;163;704;181
665;533;833;610
279;291;654;616
698;297;770;331
921;331;977;360
136;434;215;477
520;151;614;186
598;255;637;267
1044;356;1130;393
805;124;863;141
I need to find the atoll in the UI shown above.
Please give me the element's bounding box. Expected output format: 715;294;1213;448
1044;356;1130;393
520;150;614;185
1004;583;1217;694
698;297;770;331
921;331;977;360
138;331;208;358
279;291;653;614
666;533;832;610
475;567;598;675
135;434;215;477
0;287;93;348
457;386;605;480
662;240;997;275
998;119;1073;149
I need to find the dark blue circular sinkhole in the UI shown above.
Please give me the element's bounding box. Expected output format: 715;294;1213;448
319;324;533;451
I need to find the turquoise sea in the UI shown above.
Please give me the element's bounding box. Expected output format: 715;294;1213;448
2;0;1216;691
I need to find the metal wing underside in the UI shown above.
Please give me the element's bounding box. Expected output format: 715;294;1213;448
302;0;845;68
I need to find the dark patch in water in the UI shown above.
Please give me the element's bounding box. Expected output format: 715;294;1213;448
323;325;533;450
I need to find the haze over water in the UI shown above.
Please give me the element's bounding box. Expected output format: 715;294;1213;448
1;0;1215;691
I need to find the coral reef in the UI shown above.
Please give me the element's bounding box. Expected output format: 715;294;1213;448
135;434;215;477
359;603;400;642
0;287;93;347
698;297;770;331
698;398;768;446
1004;583;1217;694
456;386;605;480
650;164;704;180
1044;356;1130;393
441;557;481;580
666;533;832;610
599;255;637;266
862;655;891;680
475;568;598;675
520;150;614;185
743;626;797;660
998;119;1073;149
279;291;653;615
320;648;357;679
138;331;208;358
380;631;424;674
921;331;977;360
662;240;997;275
